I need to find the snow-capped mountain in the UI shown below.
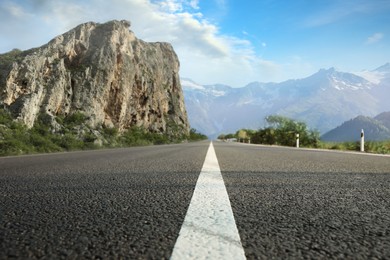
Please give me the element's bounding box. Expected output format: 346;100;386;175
182;63;390;139
355;63;390;84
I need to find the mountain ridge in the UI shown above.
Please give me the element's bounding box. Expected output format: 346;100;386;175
321;113;390;142
183;63;390;139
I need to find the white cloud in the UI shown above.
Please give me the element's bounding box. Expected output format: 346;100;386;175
157;0;183;13
172;12;229;57
0;0;284;86
366;32;384;44
153;0;199;13
189;0;200;9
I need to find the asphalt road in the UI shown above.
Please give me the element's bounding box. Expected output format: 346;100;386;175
0;142;209;259
1;141;390;259
214;142;390;259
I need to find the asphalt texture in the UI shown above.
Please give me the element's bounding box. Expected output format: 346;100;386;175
0;142;209;259
213;142;390;259
1;141;390;259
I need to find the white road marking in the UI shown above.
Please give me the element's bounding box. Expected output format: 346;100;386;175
170;142;246;259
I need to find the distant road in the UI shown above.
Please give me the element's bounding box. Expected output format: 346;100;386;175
1;141;389;259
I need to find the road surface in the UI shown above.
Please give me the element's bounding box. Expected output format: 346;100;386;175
1;141;389;259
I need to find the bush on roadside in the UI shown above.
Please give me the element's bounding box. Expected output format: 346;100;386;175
188;128;208;141
318;140;390;154
229;115;320;147
0;108;209;156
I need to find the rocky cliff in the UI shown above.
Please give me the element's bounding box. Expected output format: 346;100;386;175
0;20;189;136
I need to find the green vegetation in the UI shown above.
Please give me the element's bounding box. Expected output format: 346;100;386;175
0;110;92;156
317;141;390;154
218;115;390;154
0;109;207;156
217;133;236;140
120;126;168;146
220;115;320;147
0;48;23;65
0;49;23;83
189;128;208;141
257;115;320;147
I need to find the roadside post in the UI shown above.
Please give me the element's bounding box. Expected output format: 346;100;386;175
296;133;300;148
360;129;364;152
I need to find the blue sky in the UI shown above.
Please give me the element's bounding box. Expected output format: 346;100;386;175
0;0;389;86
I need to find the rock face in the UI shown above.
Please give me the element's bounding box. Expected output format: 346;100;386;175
0;20;189;136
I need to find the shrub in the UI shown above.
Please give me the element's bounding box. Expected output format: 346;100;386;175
0;108;206;156
102;127;118;139
240;115;320;147
120;127;152;146
28;132;62;153
57;133;84;150
189;128;208;141
318;140;390;154
63;112;87;128
0;109;13;125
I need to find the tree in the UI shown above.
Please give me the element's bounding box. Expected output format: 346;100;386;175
217;134;226;140
224;133;236;139
237;129;248;142
252;128;276;145
189;128;208;141
251;115;320;147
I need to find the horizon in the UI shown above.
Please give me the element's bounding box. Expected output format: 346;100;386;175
182;62;390;87
1;0;389;87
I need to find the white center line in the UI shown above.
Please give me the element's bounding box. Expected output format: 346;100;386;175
170;142;246;259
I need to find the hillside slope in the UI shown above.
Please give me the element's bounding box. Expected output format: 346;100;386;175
375;111;390;129
321;115;390;142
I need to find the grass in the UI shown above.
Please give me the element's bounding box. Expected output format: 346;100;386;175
318;141;390;154
0;109;207;156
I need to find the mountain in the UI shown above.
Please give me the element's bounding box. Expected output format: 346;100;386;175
321;114;390;142
0;20;189;136
374;62;390;73
354;63;390;113
375;111;390;129
183;64;390;139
